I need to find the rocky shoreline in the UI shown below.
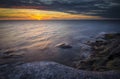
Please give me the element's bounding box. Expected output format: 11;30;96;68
0;33;120;79
72;33;120;71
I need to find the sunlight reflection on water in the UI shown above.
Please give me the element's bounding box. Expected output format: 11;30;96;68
0;20;120;65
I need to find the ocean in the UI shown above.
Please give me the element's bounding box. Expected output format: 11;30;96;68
0;20;120;65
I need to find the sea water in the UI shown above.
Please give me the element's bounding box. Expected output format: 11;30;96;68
0;20;120;65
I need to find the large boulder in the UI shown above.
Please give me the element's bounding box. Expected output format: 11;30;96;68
0;61;120;79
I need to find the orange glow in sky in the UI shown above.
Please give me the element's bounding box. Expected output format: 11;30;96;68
0;8;102;20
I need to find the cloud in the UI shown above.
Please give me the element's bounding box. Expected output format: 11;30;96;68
0;8;101;20
0;0;120;18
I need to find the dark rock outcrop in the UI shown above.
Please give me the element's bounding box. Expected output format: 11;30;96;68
72;33;120;71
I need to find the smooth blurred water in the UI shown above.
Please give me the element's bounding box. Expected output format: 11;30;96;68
0;20;120;65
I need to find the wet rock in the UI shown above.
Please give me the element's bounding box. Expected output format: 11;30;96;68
107;58;120;70
0;54;22;59
92;45;105;51
1;55;13;59
72;33;120;71
3;50;15;54
0;50;23;64
104;33;120;39
56;43;72;49
79;44;91;50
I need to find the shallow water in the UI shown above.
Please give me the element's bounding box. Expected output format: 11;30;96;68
0;20;120;65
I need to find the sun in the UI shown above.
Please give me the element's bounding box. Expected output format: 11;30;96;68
0;8;102;20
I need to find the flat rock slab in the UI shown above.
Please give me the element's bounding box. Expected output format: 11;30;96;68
0;61;120;79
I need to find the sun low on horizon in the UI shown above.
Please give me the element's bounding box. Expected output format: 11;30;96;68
0;8;102;20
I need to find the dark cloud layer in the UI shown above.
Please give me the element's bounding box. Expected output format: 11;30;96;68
0;0;120;18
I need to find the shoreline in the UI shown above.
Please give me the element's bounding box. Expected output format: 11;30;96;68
72;33;120;71
0;32;120;79
0;33;120;71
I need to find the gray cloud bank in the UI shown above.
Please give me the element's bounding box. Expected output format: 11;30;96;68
0;0;120;18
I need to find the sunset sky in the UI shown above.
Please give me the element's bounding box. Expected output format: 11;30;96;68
0;0;120;20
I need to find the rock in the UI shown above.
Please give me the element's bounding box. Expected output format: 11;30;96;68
104;33;120;39
3;50;15;54
0;50;23;60
107;58;120;70
0;54;22;59
79;44;91;50
56;43;72;49
0;61;120;79
72;33;120;71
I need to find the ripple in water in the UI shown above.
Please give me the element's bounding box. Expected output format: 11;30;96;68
0;20;120;65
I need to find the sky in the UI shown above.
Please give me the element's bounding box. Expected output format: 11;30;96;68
0;0;120;20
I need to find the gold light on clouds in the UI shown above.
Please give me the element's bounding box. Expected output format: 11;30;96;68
0;8;102;20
